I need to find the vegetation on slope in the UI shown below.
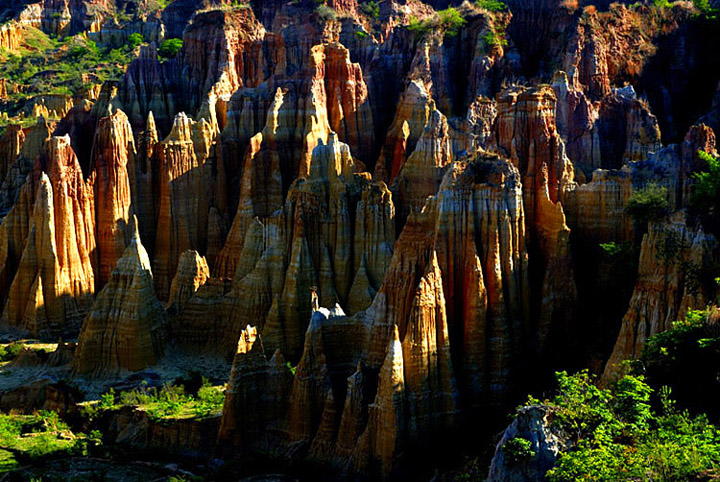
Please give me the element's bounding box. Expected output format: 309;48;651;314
492;307;720;482
0;27;137;132
87;377;225;421
541;371;720;481
0;411;101;473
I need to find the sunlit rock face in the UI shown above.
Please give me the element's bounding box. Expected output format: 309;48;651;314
0;0;718;478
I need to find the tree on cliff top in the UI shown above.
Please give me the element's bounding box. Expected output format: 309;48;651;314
626;183;669;230
691;150;720;233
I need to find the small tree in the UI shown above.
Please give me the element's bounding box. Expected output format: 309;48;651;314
128;32;143;49
626;183;669;228
437;7;467;37
158;38;183;58
476;0;507;12
691;150;720;218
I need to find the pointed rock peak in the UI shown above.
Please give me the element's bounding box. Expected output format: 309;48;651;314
165;112;194;143
45;134;73;159
168;250;210;312
309;132;354;181
99;108;131;129
237;325;263;355
123;215;152;274
269;348;287;369
409;42;432;87
263;88;285;135
146;110;157;133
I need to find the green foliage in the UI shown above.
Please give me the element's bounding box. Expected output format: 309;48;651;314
315;4;338;21
0;28;135;128
652;0;672;8
99;380;225;420
482;29;507;49
692;0;719;18
359;0;379;18
0;412;78;471
193;380;226;418
475;0;507;12
599;241;627;257
640;308;720;421
158;38;183;58
538;371;720;481
437;8;467;37
0;343;25;362
407;8;467;39
128;32;144;49
355;30;369;39
286;361;297;376
98;387;116;410
691;150;720;231
502;437;534;466
626;183;669;227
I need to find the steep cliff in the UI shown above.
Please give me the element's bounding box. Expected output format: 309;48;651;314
603;213;718;380
89;110;134;287
0;136;96;338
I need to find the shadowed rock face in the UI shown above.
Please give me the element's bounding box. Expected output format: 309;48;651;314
603;212;719;381
72;217;166;377
0;0;719;478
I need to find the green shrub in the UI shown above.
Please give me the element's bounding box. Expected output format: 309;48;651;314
640;309;720;421
158;38;183;58
503;437;534;466
0;343;25;362
652;0;672;8
626;183;669;227
101;380;225;420
535;370;720;482
407;8;467;39
691;150;720;231
692;0;719;18
315;4;338;21
98;388;116;410
360;0;379;18
192;380;225;418
482;29;507;49
128;32;143;49
437;7;466;37
476;0;507;12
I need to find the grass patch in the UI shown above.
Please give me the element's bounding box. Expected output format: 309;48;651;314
0;411;89;472
91;378;225;421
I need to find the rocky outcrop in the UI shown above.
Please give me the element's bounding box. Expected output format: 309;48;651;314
491;85;577;351
603;213;719;380
153;112;216;300
0;125;25;187
73;217;166;377
0;136;96;338
216;153;533;477
0;119;54;213
217;325;293;450
487;405;564;482
167;250;210;314
103;406;221;458
0;21;23;51
89;110;134;287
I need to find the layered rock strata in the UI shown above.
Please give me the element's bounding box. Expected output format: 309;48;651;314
73;217;166;377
